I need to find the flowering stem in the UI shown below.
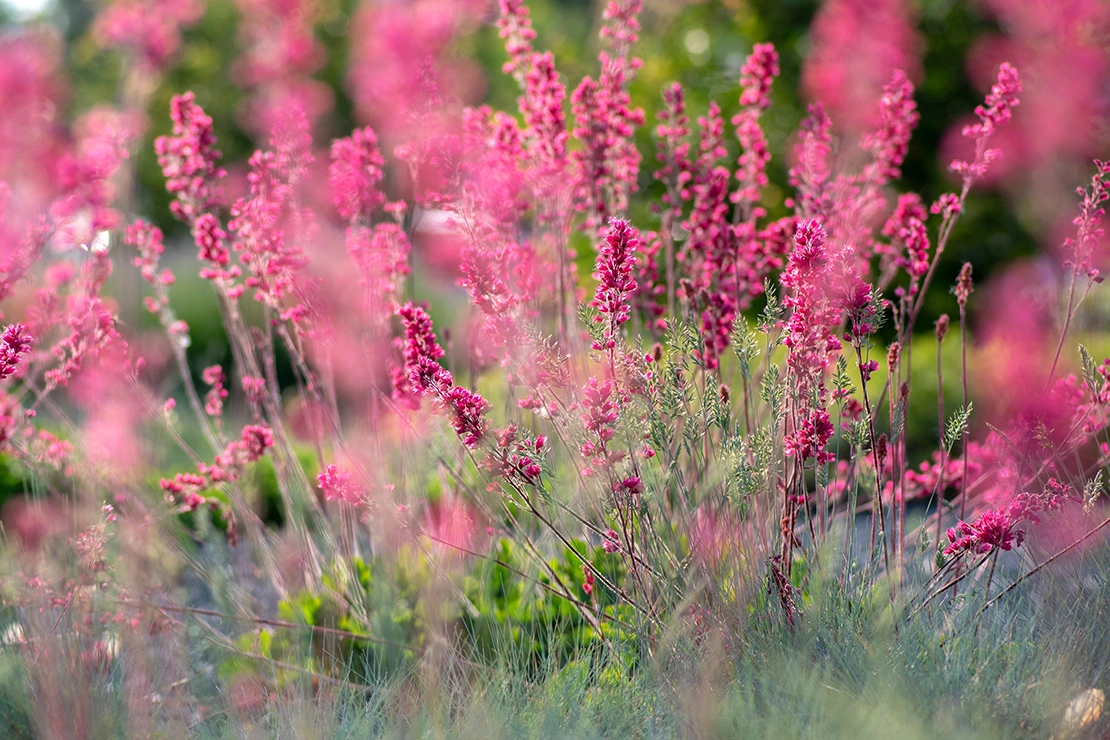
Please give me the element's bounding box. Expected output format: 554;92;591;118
1047;263;1081;389
959;301;970;523
977;514;1110;618
934;330;946;568
855;345;891;576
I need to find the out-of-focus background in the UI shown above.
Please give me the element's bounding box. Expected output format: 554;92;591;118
4;0;1106;293
1;0;1108;470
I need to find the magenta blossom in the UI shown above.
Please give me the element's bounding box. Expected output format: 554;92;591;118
155;93;225;223
591;218;640;351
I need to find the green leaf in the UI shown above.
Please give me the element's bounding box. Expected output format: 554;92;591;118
943;402;973;454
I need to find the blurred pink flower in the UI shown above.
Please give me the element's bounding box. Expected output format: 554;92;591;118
802;0;922;133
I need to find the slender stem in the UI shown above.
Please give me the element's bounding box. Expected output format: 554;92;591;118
959;303;970;522
855;345;890;576
935;335;946;568
978;514;1110;617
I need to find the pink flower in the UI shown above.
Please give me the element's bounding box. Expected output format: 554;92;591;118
397;302;490;449
951;63;1021;183
124;220;167;286
571;0;645;229
802;0;922;134
229;106;313;314
0;324;32;381
231;0;331;135
155;93;225;223
732;43;779;217
398;303;449;393
944;485;1073;557
202;365;228;417
318;464;364;505
591;218;640;351
329;127;386;223
444;385;490;449
93;0;202;70
788;103;833;221
862;69;920;184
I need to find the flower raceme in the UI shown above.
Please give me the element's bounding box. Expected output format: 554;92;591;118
154;92;225;224
0;324;32;381
398;302;490;449
591;218;640;351
944;482;1075;557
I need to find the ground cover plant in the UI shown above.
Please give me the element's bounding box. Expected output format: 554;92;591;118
0;0;1109;737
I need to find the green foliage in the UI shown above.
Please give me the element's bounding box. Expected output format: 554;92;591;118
223;537;635;687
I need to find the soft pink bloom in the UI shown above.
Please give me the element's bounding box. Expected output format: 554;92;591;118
231;0;332;135
155;93;226;223
202;365;228;417
0;325;32;381
329;127;386;223
591;218;640;351
788;103;833;221
93;0;202;71
571;0;645;229
229;105;313;315
802;0;922;133
951;63;1022;184
317;464;365;506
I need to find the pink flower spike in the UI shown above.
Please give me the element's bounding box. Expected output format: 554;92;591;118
398;302;449;393
951;63;1021;184
862;69;919;184
0;324;32;381
154;92;225;223
329;127;385;222
591;218;640;351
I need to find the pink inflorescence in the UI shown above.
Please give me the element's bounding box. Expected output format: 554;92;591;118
591;218;640;350
802;0;922;134
0;324;32;381
571;0;645;227
944;481;1074;557
318;463;363;505
154;93;226;223
329;127;386;223
862;69;920;184
733;43;779;214
780;220;841;464
93;0;203;71
398;303;489;448
951;63;1022;182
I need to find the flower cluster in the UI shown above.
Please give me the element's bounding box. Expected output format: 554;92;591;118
580;376;620;471
951;63;1022;182
329;127;386;223
802;0;921;133
0;324;32;381
154;93;225;223
161;425;274;512
231;0;330;135
591;218;640;351
733;43;778;215
571;0;645;228
398;303;490;449
93;0;202;71
317;464;367;506
944;481;1073;557
228;106;313;319
862;69;919;184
